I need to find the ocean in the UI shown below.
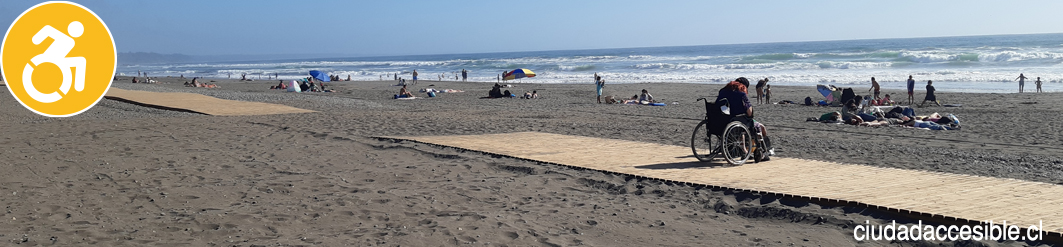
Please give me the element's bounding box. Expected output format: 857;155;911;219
120;33;1063;93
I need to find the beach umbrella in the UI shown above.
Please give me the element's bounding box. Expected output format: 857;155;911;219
309;70;331;82
817;84;834;102
503;68;536;81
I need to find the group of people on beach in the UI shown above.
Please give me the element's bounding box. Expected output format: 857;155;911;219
1015;73;1044;93
754;78;772;104
269;77;331;92
899;76;935;106
595;73;659;105
811;100;959;130
183;77;219;88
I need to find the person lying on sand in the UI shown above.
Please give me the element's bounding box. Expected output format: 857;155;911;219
603;95;620;104
902;119;948;130
806;112;842;123
859;115;910;127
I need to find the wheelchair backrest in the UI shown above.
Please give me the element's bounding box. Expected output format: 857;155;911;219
704;98;733;135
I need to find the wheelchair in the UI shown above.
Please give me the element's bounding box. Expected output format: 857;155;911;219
691;98;768;165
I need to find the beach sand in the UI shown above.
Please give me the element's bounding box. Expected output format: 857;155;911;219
0;76;1057;246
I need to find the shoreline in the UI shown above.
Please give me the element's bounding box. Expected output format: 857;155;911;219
119;75;1063;94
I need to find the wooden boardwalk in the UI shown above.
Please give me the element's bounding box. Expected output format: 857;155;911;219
105;88;314;116
385;132;1063;237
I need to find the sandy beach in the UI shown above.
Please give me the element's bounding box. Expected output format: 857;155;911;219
0;76;1058;246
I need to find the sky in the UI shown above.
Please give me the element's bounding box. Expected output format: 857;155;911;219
4;0;1063;57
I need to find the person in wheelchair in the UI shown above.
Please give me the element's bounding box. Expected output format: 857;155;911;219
716;77;774;158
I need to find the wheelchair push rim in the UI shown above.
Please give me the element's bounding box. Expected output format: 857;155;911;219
722;121;754;165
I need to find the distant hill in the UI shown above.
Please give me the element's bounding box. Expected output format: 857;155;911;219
117;52;194;65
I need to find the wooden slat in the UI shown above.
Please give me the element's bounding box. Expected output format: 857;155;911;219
104;88;314;116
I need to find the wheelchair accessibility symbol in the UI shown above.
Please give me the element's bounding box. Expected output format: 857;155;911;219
1;1;116;117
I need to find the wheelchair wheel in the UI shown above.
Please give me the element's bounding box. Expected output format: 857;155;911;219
722;121;753;165
691;120;721;162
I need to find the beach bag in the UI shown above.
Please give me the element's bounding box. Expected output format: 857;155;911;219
804;97;812;106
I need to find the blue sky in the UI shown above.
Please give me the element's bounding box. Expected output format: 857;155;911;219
4;0;1063;57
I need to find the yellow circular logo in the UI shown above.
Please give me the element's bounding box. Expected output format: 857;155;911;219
1;1;116;117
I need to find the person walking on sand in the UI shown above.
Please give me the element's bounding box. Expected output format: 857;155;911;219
919;80;942;107
906;75;915;105
868;77;881;99
595;73;604;103
1036;77;1043;93
1016;73;1027;93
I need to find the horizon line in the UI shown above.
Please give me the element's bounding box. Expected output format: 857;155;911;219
121;32;1063;62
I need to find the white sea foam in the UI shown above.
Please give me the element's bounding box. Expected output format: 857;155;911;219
119;34;1063;93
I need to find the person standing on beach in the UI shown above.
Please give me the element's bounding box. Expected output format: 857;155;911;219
461;69;468;82
1036;77;1043;93
764;85;772;104
595;73;604;103
412;70;419;84
1016;73;1027;93
906;75;915;105
919;80;942;107
755;78;768;104
868;77;881;99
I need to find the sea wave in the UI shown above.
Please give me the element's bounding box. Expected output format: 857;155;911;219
557;64;597;71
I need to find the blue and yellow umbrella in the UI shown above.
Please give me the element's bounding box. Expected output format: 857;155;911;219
503;68;536;81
